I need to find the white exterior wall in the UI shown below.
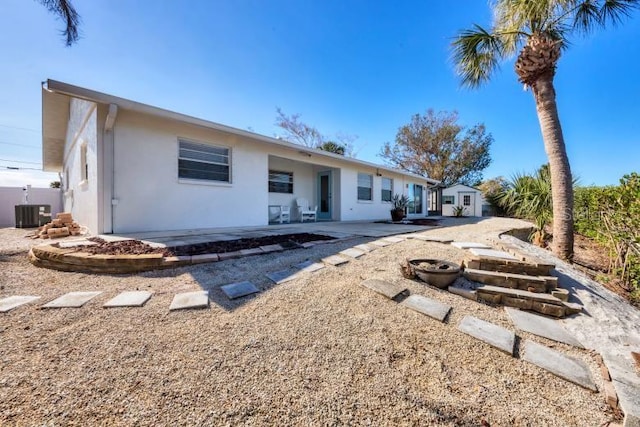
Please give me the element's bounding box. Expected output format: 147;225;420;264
103;109;434;233
442;184;484;217
0;187;63;227
111;111;270;233
62;99;100;233
339;169;429;221
268;156;315;220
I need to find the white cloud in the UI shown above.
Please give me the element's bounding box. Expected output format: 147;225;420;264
0;170;59;188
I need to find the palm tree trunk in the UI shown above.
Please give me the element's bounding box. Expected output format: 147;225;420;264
532;76;574;260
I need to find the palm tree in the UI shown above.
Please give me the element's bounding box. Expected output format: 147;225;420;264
37;0;80;46
452;0;638;260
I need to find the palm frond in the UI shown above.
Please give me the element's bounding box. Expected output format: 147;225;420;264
37;0;80;46
599;0;639;26
451;25;506;88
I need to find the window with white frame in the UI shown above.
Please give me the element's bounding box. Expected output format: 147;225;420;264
178;139;230;182
357;173;373;201
381;177;393;202
443;195;455;205
268;170;293;193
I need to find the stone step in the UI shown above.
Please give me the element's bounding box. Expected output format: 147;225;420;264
475;285;578;318
464;256;554;277
464;268;547;293
400;295;451;322
0;296;40;313
505;307;584;348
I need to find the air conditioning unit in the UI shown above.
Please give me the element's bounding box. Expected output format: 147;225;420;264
15;205;51;228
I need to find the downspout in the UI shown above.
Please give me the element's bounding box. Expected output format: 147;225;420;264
104;104;118;233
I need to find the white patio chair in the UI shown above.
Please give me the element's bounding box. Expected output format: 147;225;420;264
280;205;291;224
296;198;317;222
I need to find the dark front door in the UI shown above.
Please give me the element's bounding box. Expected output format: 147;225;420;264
317;171;332;220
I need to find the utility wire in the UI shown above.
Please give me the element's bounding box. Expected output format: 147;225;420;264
0;123;39;133
1;165;42;171
0;158;41;165
0;140;40;149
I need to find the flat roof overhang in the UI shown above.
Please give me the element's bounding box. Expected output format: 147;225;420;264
42;79;440;185
42;86;70;172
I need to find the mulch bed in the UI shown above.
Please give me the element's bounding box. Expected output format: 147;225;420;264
52;233;336;257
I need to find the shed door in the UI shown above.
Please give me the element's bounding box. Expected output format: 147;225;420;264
459;192;475;216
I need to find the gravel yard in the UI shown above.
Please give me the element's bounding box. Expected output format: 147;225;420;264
0;218;615;426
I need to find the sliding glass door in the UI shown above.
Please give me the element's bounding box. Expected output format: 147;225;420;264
407;184;423;215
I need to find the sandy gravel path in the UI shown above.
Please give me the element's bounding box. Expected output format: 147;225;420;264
0;218;617;426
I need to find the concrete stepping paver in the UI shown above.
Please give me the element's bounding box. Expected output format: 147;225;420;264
265;270;298;284
382;236;404;244
458;315;515;356
103;291;152;308
370;240;391;247
505;307;584;348
220;281;259;300
42;291;102;309
522;340;596;391
0;296;40;313
400;295;451;322
468;248;518;260
354;244;374;252
169;291;209;310
451;242;491;249
322;255;350;266
360;279;409;301
413;236;453;243
295;260;325;273
339;248;365;259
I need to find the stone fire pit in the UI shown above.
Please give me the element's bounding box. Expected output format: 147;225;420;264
407;258;461;289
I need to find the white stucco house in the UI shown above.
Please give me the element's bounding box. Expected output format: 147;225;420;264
441;184;485;217
42;80;439;234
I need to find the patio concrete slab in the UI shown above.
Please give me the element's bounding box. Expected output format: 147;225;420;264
220;281;260;300
0;296;40;313
266;269;298;284
169;291;209;310
354;244;374;252
458;315;515;356
469;248;518;260
103;291;152;308
451;242;492;249
339;248;365;259
523;340;596;391
295;260;325;273
400;295;451;322
42;291;102;309
505;307;584;348
322;255;350;266
360;279;409;301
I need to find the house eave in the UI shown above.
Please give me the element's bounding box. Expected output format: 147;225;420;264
42;85;71;172
43;79;440;185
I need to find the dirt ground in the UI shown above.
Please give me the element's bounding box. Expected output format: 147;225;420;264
0;218;616;426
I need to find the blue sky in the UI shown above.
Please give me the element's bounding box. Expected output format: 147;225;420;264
1;0;639;187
